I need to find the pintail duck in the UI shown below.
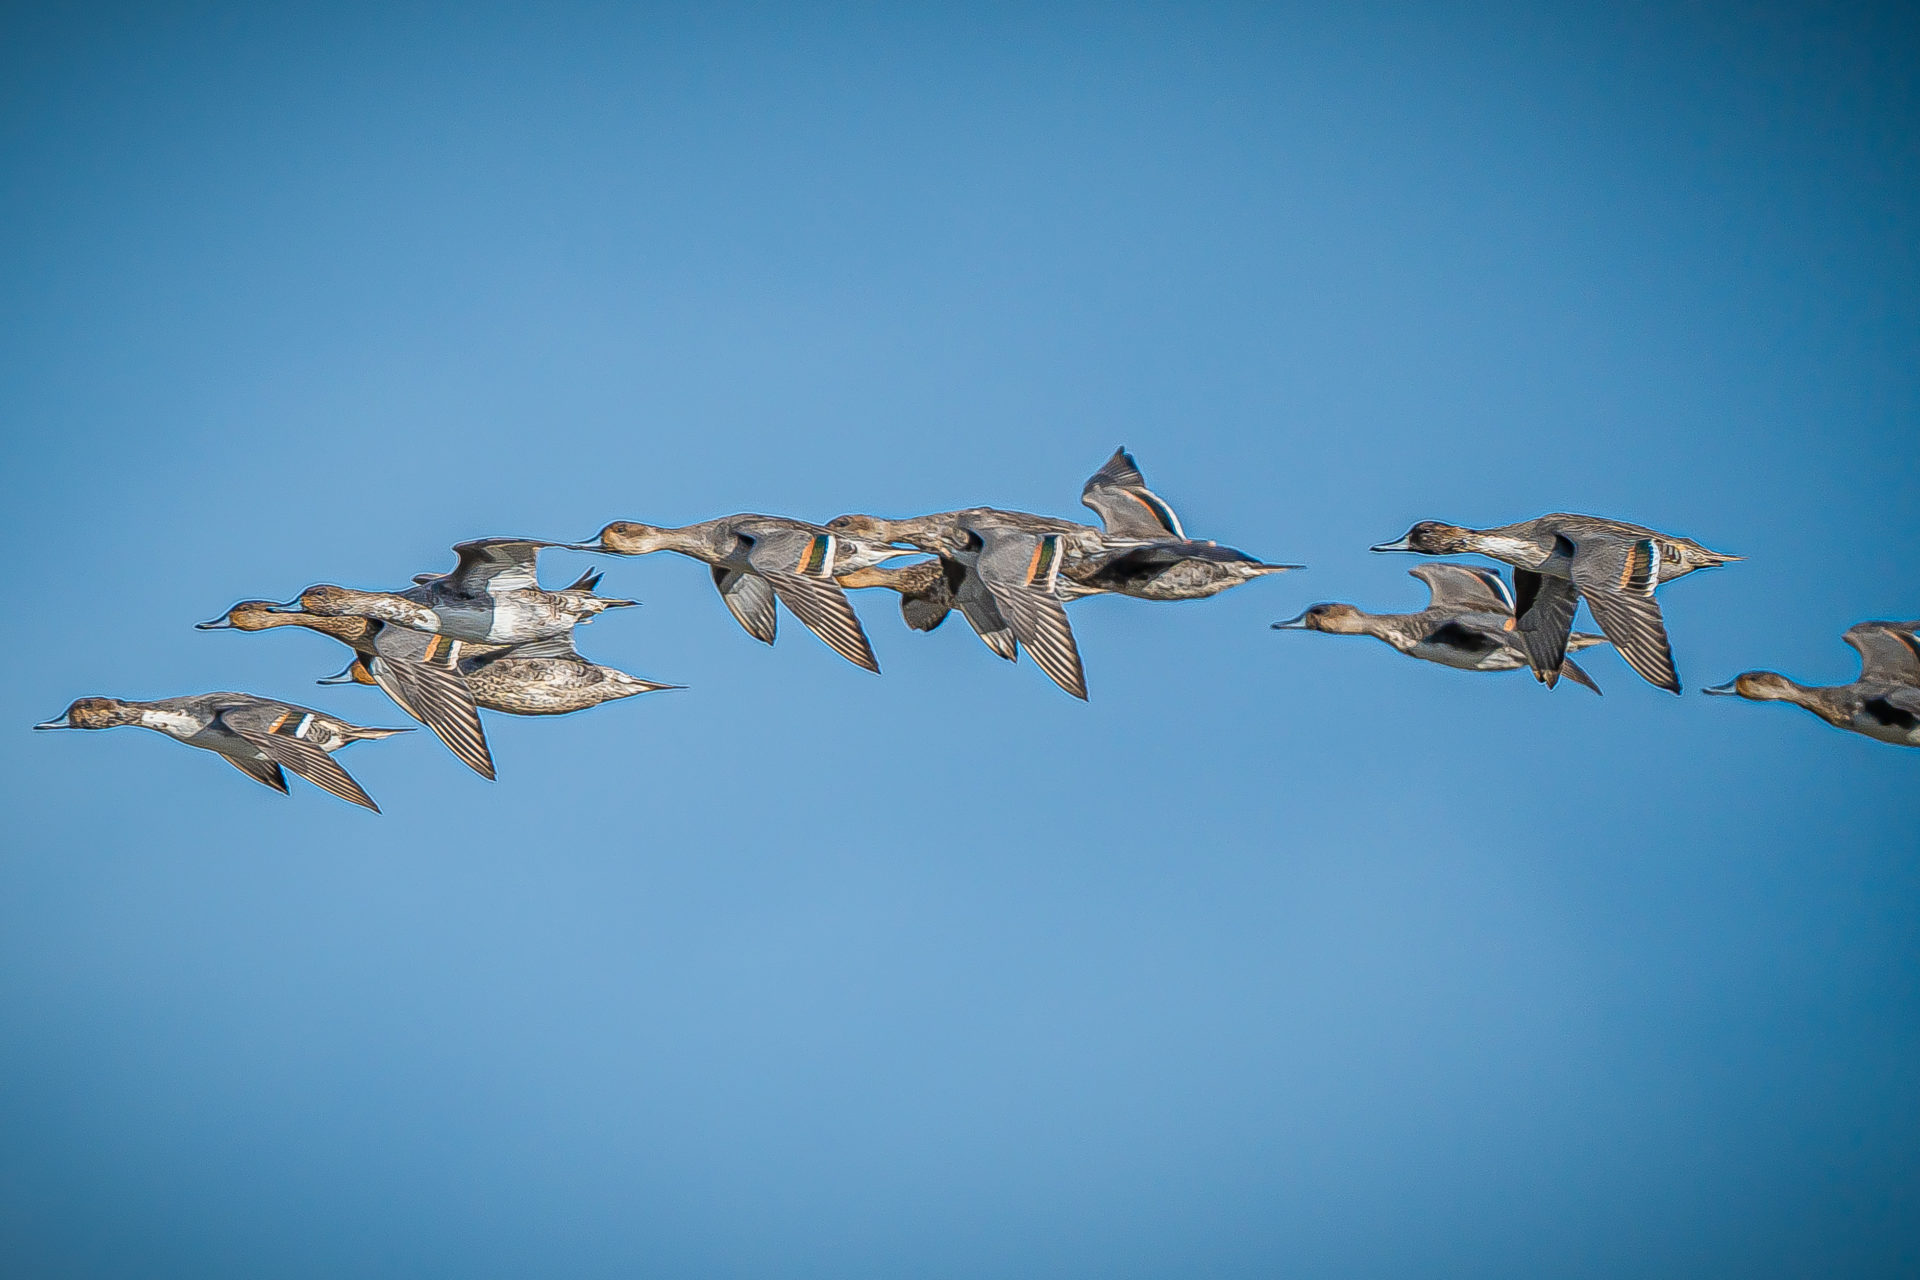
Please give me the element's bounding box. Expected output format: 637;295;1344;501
1071;448;1301;600
1705;620;1920;747
33;693;408;811
1371;514;1739;693
829;509;1095;698
198;598;505;781
321;632;682;716
573;515;888;673
1273;563;1610;693
270;539;634;647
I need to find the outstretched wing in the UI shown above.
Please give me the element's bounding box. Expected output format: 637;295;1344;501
1080;446;1186;539
712;565;779;644
1569;536;1680;693
217;705;381;812
1411;563;1514;613
1843;622;1920;685
444;539;562;596
743;529;881;673
1512;568;1582;689
222;753;290;794
368;627;496;780
974;527;1087;698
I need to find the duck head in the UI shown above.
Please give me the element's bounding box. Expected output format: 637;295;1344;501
35;697;139;730
266;584;364;616
1703;672;1795;701
577;522;671;555
197;600;284;630
1272;603;1367;635
1371;522;1473;555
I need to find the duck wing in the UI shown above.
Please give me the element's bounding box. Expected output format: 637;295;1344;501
897;559;960;632
1568;537;1680;692
1558;655;1603;696
443;539;563;597
1511;568;1582;688
1411;563;1514;613
711;565;779;644
368;628;496;780
1080;447;1186;539
1843;623;1920;685
743;529;881;673
216;705;380;812
221;753;290;794
974;528;1087;698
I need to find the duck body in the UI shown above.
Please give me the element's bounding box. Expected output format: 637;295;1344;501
1060;539;1298;602
1072;447;1301;599
578;515;881;673
198;599;506;780
33;693;408;810
273;539;632;647
1373;513;1739;693
829;508;1096;698
1706;621;1920;747
1275;564;1609;693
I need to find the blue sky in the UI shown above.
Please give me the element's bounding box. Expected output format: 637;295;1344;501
3;4;1916;1276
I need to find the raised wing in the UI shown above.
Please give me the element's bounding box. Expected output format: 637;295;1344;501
743;528;880;673
217;705;381;812
974;527;1087;698
1512;567;1582;689
1843;622;1920;684
1080;447;1186;539
712;565;779;645
368;627;496;780
444;539;561;597
1410;563;1514;613
1568;536;1680;692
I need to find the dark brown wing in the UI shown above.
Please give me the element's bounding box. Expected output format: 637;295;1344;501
1557;655;1603;696
1569;537;1680;692
218;708;381;812
1512;569;1582;689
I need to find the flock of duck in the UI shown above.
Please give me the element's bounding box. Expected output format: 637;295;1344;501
33;448;1920;810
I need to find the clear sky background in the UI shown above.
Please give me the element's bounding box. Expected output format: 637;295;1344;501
3;4;1916;1276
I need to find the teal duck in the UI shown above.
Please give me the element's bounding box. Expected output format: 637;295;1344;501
1372;513;1738;693
829;509;1094;698
34;693;408;811
1705;621;1920;747
198;599;501;780
1273;563;1609;693
270;539;633;647
574;515;886;673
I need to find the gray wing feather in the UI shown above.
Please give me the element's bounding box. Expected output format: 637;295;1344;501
975;529;1088;698
1411;563;1514;613
712;565;779;645
218;708;381;812
222;753;290;794
1569;540;1680;692
1844;624;1920;684
369;628;495;780
743;531;880;672
445;539;553;596
1080;448;1185;538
